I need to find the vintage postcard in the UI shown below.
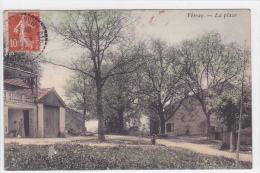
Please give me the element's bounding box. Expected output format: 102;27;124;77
1;2;258;172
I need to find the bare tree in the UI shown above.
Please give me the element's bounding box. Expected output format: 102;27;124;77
47;11;143;140
179;32;245;139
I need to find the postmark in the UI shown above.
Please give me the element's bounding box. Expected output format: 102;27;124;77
6;11;48;58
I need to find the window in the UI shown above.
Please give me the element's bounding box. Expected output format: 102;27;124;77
166;123;171;133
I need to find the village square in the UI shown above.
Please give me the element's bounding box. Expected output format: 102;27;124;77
2;9;253;170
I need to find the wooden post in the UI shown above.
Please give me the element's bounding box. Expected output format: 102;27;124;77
236;49;246;168
230;124;236;152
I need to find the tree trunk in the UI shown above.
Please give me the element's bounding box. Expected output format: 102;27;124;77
158;105;166;134
82;106;87;133
96;82;105;141
200;101;212;139
82;79;87;133
206;115;211;139
221;131;230;150
117;107;125;134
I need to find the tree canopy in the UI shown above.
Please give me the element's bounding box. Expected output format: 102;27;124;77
49;10;143;140
179;32;247;138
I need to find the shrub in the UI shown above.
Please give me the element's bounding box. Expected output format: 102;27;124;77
129;126;140;136
66;124;81;136
120;129;130;135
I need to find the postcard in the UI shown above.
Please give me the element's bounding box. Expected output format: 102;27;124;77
1;1;259;172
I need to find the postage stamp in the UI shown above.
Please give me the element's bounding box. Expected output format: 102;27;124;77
5;11;48;58
8;12;41;52
1;4;259;172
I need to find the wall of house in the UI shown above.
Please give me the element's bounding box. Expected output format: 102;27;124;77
37;104;44;138
172;105;206;135
7;109;36;137
166;98;223;136
4;101;37;138
60;107;66;136
8;109;24;136
65;108;84;133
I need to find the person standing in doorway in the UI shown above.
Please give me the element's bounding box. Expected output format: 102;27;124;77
17;118;24;137
186;125;190;136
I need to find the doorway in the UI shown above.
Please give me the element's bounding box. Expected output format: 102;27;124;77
44;105;60;138
23;110;30;137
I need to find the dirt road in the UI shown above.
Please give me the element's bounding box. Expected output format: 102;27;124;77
107;135;252;162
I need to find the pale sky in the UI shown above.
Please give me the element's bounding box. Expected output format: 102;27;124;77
39;9;251;101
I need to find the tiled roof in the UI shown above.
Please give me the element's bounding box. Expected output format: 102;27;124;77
14;88;52;99
4;79;29;88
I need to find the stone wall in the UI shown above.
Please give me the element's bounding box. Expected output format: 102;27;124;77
65;108;85;133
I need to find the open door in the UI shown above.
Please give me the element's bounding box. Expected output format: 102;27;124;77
23;110;30;137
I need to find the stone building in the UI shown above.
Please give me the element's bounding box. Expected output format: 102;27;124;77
165;96;224;139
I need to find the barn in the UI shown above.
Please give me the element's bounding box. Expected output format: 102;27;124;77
4;65;66;138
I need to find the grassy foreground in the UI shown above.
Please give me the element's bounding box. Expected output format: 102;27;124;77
5;143;251;170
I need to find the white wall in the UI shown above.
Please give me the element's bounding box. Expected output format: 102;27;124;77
37;104;44;138
8;109;24;136
59;107;66;136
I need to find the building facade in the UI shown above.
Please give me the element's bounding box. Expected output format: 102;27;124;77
165;96;224;139
4;66;66;138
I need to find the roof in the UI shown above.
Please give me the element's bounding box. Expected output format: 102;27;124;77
4;65;37;79
14;88;52;99
66;107;83;122
37;88;66;107
11;86;66;107
15;87;66;107
4;78;29;89
66;107;83;116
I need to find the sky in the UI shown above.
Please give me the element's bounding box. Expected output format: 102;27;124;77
39;9;251;101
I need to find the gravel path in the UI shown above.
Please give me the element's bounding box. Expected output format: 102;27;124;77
4;135;252;162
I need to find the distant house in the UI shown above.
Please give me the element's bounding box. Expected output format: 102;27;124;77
65;108;85;134
164;82;236;139
165;96;224;139
240;127;252;145
4;66;66;138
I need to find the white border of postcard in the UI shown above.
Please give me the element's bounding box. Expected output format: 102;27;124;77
1;1;259;173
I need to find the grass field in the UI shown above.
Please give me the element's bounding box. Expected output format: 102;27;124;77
5;143;252;170
71;137;152;145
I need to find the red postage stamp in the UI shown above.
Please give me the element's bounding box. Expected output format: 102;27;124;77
8;12;40;52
